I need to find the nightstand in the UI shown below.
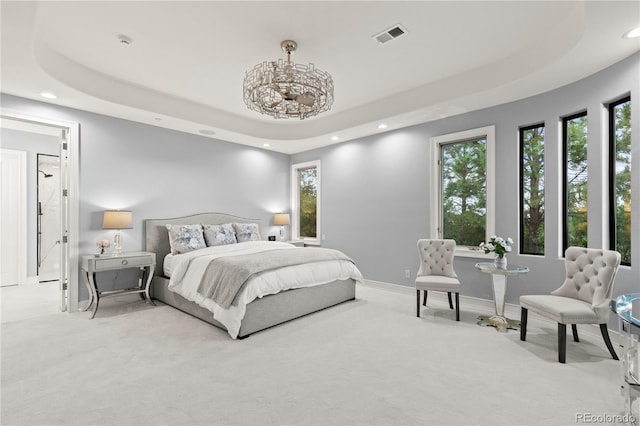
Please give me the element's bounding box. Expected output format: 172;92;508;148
81;251;156;318
284;240;305;247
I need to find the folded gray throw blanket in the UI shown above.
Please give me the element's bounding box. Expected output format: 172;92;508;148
197;247;354;308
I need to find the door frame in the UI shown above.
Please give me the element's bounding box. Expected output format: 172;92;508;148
1;109;80;312
37;153;61;281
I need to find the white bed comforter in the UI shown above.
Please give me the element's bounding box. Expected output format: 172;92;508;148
167;241;363;338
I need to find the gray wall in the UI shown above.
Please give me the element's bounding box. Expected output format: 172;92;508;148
1;128;59;277
292;52;640;308
1;95;290;295
1;51;638;308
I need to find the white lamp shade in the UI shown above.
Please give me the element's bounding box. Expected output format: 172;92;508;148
102;210;133;229
274;213;290;226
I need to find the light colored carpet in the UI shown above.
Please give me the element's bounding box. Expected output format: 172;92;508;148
1;284;627;426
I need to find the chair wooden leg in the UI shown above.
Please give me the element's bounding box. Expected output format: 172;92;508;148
455;292;460;321
571;324;579;342
600;324;619;360
558;323;566;363
416;290;420;317
422;291;427;306
447;292;453;309
520;308;528;341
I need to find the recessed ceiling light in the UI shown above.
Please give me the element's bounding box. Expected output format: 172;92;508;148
377;123;388;129
623;27;640;39
331;136;339;141
40;92;57;99
118;34;132;45
199;129;215;136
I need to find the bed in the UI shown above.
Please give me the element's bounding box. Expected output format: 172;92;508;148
145;212;362;339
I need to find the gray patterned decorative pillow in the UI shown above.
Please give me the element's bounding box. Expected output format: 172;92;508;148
232;222;261;242
203;223;237;246
166;224;206;254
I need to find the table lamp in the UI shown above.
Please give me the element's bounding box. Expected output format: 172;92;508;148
273;213;290;241
102;210;133;256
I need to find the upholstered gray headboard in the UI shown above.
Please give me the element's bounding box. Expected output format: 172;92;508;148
144;212;261;277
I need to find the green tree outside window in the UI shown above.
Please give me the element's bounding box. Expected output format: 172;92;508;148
564;114;588;250
298;167;317;238
441;139;486;247
521;125;545;255
611;98;631;265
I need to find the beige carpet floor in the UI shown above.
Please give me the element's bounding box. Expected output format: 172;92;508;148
0;283;628;425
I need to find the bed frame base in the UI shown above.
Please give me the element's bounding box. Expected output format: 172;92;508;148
152;276;356;338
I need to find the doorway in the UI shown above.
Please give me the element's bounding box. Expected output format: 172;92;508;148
0;111;79;312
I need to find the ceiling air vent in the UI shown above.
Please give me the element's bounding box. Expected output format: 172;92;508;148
372;24;407;44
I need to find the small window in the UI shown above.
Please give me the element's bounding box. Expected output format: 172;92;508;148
608;96;631;266
562;112;588;252
519;124;545;255
291;160;321;242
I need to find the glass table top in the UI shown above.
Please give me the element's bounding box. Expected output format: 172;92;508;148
475;262;530;276
611;293;640;330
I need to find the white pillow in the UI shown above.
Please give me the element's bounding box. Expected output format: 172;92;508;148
166;224;206;254
232;222;261;242
203;223;237;246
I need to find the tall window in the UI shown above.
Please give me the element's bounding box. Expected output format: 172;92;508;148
431;125;495;251
291;160;320;242
609;96;631;266
563;112;588;252
520;124;545;255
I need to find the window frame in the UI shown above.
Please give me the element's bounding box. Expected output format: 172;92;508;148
430;125;495;258
562;110;588;254
291;160;321;245
608;95;631;266
519;122;545;256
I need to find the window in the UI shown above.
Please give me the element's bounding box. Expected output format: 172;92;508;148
519;124;545;255
431;126;495;253
609;96;631;266
291;160;321;243
562;112;588;252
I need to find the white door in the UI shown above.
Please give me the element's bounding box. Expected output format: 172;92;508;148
0;149;27;287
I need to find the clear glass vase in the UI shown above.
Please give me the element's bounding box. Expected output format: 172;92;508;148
494;254;507;269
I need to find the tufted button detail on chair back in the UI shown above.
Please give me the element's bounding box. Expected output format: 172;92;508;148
416;239;457;278
551;246;621;319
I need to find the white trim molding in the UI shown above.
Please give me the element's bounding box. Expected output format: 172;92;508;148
430;125;496;258
291;160;321;245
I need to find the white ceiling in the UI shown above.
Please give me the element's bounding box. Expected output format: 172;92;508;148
2;1;639;154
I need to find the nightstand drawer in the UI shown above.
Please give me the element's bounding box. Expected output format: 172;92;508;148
93;255;152;271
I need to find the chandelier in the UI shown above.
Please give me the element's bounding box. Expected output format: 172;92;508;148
243;40;334;120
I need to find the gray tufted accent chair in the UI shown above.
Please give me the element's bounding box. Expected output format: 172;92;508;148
519;246;621;363
415;239;460;321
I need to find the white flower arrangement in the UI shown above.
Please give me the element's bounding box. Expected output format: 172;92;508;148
479;236;513;258
96;239;111;254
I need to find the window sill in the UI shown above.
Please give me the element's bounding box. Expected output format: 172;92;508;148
455;247;494;259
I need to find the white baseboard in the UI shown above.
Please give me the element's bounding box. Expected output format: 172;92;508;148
26;276;39;285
